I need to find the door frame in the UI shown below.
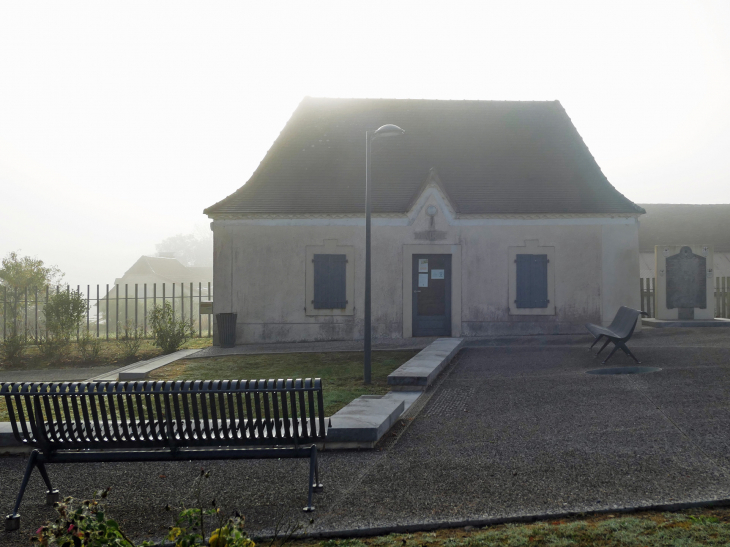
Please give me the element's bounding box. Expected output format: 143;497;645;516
403;244;462;338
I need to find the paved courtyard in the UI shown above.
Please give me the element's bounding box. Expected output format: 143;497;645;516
2;328;730;544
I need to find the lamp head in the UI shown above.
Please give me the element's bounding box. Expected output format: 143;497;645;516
372;124;405;139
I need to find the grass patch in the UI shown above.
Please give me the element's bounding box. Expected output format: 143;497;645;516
0;337;212;371
148;350;418;416
290;507;730;547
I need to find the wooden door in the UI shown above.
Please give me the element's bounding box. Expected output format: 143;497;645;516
412;254;451;337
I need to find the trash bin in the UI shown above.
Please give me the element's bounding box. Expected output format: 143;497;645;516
216;313;237;348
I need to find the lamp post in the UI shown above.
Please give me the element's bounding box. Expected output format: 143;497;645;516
365;124;405;384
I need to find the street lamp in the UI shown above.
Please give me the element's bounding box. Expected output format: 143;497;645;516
364;124;405;384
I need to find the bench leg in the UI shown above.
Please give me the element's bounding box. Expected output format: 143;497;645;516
601;343;621;364
5;449;39;531
312;446;323;494
589;335;604;351
36;462;60;505
303;445;317;512
618;342;641;364
595;338;611;357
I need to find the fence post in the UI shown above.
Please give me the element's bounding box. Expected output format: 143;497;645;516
198;282;202;338
46;286;50;340
144;284;147;337
124;284;129;334
181;283;184;324
115;284;119;339
208;281;212;337
2;285;6;340
105;284;109;340
34;288;39;342
190;282;193;332
134;284;138;333
24;287;28;338
76;285;80;340
96;285;100;338
162;283;166;314
172;283;176;317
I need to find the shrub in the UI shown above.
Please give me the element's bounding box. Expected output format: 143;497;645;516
118;322;144;361
77;330;103;362
0;332;28;365
148;302;193;354
33;475;256;547
43;289;87;344
39;289;87;362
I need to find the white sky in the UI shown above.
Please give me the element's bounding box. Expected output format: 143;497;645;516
1;0;729;285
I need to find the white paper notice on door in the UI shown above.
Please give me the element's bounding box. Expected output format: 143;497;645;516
418;259;429;273
418;273;429;287
431;269;444;279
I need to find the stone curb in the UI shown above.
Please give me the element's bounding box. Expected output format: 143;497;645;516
642;318;730;328
387;338;464;390
326;339;464;448
250;498;730;542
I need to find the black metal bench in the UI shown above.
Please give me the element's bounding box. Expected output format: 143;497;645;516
586;306;647;364
2;378;326;532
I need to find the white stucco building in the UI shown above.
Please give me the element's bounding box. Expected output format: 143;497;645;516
205;98;644;344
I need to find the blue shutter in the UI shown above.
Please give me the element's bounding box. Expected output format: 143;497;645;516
515;254;548;309
313;254;347;309
531;255;548;308
515;254;530;308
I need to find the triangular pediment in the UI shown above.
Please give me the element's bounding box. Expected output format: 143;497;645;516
405;168;457;224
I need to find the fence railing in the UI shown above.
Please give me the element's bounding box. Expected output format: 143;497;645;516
640;277;730;319
1;282;213;341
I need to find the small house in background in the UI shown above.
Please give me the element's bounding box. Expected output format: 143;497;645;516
99;255;213;334
205;97;645;344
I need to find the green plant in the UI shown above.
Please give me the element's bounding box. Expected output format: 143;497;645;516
117;323;143;362
166;469;254;547
37;336;71;362
77;331;103;363
148;302;194;354
0;332;28;365
43;289;88;345
31;476;254;546
32;487;143;546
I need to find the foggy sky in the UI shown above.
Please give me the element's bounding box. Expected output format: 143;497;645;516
1;1;729;285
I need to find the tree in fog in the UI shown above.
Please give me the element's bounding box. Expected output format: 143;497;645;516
155;231;212;267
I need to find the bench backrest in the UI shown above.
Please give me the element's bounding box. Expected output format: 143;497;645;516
0;379;326;452
606;306;642;340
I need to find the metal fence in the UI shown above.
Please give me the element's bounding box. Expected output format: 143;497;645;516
1;282;213;341
640;277;730;319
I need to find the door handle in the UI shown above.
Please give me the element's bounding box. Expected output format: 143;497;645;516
413;290;421;293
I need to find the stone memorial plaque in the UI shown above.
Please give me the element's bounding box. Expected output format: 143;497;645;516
666;246;706;309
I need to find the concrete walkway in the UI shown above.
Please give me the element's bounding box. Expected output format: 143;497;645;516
3;328;730;544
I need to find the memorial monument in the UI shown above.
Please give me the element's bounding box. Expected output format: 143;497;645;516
655;244;714;320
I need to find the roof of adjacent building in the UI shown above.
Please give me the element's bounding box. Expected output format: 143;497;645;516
114;256;213;285
638;204;730;252
205;97;644;217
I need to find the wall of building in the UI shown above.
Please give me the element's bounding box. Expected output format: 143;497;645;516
211;194;641;343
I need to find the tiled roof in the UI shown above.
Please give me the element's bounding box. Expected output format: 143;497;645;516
205;97;644;216
638;204;730;251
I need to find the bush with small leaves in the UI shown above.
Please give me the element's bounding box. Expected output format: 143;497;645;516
0;332;28;365
118;322;144;362
77;330;103;363
148;302;194;354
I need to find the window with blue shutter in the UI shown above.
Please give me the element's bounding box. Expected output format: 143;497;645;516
313;254;348;309
515;254;549;308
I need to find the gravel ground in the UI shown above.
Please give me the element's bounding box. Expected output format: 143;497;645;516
3;327;730;545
